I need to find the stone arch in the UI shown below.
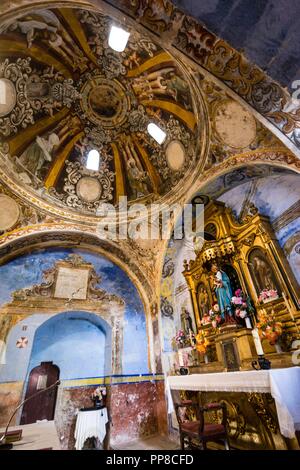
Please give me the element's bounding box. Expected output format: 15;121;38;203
0;226;153;303
0;239;154;376
184;150;300;204
28;311;113;377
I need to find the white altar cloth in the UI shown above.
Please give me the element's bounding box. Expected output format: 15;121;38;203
166;367;300;439
74;408;108;450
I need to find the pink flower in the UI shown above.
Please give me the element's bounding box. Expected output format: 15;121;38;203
235;289;242;297
269;290;278;297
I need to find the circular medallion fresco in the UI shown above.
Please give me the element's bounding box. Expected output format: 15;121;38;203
166;140;185;171
76;176;102;202
81;76;129;128
214;100;256;149
0;6;206;218
0;79;16;117
0;194;20;230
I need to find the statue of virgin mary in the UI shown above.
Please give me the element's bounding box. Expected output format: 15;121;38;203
211;263;233;320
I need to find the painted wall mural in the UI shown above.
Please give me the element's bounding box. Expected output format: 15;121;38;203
0;248;167;448
215;173;300;284
0;247;149;384
160;236;196;373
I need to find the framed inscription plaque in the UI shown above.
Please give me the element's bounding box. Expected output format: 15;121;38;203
54;266;89;300
222;340;240;371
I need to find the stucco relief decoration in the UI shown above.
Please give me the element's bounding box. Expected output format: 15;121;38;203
0;58;34;137
197;77;286;172
10;253;123;305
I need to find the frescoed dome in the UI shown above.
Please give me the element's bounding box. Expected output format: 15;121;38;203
0;6;207;218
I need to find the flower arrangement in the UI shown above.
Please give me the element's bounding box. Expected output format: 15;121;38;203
91;386;107;404
92;386;106;400
195;328;209;354
172;329;197;350
256;311;283;345
231;289;248;319
200;312;211;326
173;329;187;348
258;289;278;303
209;303;222;328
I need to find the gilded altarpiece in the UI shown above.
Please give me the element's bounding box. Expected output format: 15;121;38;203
183;201;300;368
179;201;300;449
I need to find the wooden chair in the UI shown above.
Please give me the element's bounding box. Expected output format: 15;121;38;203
175;400;230;450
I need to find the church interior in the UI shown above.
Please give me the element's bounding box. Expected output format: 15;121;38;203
0;0;299;452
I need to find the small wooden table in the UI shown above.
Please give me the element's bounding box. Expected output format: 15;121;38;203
74;408;108;450
0;421;60;450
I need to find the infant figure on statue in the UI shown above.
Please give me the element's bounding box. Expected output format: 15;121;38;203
211;262;235;324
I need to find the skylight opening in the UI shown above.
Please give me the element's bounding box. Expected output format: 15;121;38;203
108;25;130;52
86;149;100;171
147;122;166;145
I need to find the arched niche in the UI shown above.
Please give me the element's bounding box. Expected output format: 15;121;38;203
247;247;281;298
0;246;150;382
28;311;112;378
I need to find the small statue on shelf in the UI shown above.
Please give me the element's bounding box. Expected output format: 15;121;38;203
181;307;194;334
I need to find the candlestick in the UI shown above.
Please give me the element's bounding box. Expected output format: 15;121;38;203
252;327;264;356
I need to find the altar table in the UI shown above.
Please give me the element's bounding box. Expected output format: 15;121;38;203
74;408;108;450
167;367;300;440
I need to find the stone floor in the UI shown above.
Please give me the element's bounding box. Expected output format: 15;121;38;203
112;434;180;450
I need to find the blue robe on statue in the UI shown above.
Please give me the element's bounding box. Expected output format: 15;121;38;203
215;270;233;319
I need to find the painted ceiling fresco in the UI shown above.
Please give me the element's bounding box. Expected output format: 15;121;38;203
0;7;203;214
173;0;300;90
198;165;296;201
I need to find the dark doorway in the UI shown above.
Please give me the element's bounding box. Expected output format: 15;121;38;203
20;362;59;425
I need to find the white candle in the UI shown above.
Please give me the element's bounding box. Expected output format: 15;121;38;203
252;328;264;356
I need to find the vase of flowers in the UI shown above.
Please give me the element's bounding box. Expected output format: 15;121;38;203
201;312;211;326
173;329;187;349
195;328;209;362
208;303;222;328
91;386;107;409
231;289;253;328
258;289;278;303
256;311;283;347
